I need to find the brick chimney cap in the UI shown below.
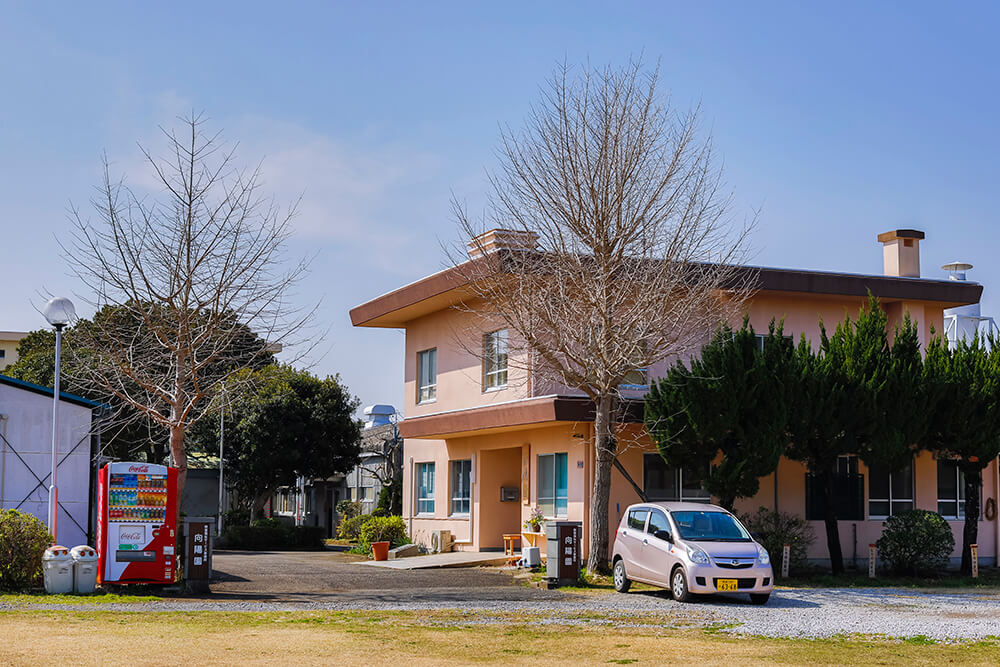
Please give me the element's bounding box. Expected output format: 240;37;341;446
877;229;925;243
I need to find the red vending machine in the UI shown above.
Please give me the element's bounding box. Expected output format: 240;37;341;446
97;461;178;584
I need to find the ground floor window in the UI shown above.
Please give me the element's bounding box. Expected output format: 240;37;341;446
417;462;435;515
937;459;966;519
805;455;865;520
451;459;472;515
868;459;914;518
537;452;568;518
642;453;710;503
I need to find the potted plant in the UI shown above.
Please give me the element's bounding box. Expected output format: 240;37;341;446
523;506;545;534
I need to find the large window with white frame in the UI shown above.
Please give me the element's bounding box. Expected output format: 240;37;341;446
642;453;710;503
450;459;472;515
537;452;568;518
483;330;508;391
416;462;435;515
937;459;967;519
868;460;914;518
417;348;437;403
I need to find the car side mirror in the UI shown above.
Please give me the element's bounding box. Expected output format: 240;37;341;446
654;529;673;543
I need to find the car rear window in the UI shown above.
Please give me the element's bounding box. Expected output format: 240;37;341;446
627;509;649;531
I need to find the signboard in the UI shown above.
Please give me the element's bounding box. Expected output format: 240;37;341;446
185;519;212;581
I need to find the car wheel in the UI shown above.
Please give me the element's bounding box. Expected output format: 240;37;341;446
613;558;631;593
749;593;770;605
671;567;691;603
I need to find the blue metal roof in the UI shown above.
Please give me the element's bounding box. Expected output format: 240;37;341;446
0;374;102;409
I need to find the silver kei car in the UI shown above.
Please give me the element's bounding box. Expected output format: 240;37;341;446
611;501;774;604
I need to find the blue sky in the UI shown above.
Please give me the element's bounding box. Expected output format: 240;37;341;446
2;2;998;414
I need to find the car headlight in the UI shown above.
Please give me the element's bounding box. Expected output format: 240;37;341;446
757;544;770;565
688;547;709;564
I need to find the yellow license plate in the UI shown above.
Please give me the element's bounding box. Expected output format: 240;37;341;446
717;579;738;592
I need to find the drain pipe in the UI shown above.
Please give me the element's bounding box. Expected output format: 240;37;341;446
0;414;8;508
469;453;476;546
408;456;414;539
995;458;1000;567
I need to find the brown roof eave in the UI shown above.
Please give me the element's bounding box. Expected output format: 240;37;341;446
351;258;983;328
398;395;644;440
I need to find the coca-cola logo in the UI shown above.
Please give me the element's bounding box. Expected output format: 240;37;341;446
128;465;149;473
120;530;143;541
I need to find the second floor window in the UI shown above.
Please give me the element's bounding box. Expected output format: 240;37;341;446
417;348;437;403
483;329;508;390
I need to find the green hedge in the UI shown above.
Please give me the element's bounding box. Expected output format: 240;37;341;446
221;524;325;551
876;509;954;575
355;516;410;555
0;510;52;591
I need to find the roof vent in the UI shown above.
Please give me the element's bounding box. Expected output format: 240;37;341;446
363;404;396;429
942;261;974;281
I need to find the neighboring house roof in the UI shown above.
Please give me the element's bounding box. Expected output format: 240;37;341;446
0;374;102;409
350;258;983;329
0;331;29;341
360;421;399;454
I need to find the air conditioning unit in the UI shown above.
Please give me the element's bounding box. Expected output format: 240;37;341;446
430;530;452;554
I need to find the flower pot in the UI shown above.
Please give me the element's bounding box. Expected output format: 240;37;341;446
371;541;390;561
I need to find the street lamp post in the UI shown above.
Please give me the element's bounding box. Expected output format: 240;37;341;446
43;297;75;543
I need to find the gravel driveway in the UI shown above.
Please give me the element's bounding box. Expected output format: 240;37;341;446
6;551;999;641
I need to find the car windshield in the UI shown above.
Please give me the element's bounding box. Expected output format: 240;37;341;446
670;511;751;542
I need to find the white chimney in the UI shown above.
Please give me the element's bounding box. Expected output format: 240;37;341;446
467;229;540;259
878;229;924;278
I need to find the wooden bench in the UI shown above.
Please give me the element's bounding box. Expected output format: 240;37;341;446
503;533;522;566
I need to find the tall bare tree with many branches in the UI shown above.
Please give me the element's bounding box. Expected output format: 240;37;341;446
65;115;312;507
452;61;754;574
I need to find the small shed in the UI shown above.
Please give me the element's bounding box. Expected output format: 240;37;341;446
0;374;99;547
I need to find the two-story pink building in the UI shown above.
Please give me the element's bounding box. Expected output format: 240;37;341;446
350;229;1000;567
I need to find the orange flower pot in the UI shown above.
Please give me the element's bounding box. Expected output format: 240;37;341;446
371;541;390;561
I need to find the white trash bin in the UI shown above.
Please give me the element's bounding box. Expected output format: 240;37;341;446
42;546;74;594
70;545;99;594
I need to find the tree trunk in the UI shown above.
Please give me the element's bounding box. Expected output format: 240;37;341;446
960;466;982;575
718;492;736;512
169;422;187;528
818;469;844;575
250;487;275;522
586;394;616;576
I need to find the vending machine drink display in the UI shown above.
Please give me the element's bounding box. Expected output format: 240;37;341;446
97;462;178;584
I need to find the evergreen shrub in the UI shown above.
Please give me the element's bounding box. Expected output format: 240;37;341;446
875;509;954;575
0;510;52;591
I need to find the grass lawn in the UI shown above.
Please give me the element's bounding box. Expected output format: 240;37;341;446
1;609;997;665
0;591;161;605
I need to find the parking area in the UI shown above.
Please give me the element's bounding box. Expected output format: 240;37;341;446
5;550;1000;641
206;550;567;605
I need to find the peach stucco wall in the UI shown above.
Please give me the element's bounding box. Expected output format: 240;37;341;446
397;282;993;565
403;290;942;411
404;423;1000;565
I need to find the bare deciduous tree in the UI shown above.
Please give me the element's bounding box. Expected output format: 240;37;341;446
65;114;312;508
451;61;754;574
